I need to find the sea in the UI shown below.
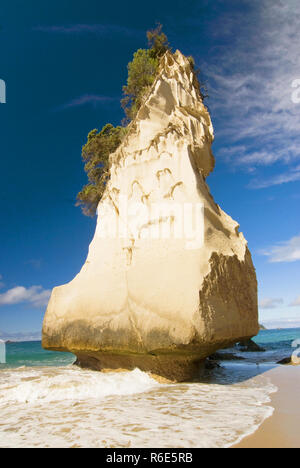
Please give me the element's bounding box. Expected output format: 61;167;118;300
0;328;299;448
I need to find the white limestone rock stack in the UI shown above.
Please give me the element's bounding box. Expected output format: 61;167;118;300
42;50;258;381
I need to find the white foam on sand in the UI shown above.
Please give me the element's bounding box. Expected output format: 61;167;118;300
0;364;277;448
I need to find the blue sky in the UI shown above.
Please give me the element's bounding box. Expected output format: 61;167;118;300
0;0;299;339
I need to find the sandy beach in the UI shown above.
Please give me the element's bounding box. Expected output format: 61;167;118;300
234;365;300;448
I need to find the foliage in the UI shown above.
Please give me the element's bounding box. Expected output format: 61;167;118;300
147;23;170;59
121;24;171;121
76;124;126;216
77;25;207;216
121;49;159;122
187;55;209;101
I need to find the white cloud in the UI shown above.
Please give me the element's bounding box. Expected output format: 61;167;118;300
201;0;300;187
290;296;300;307
0;330;42;342
261;317;300;329
55;94;119;112
259;297;284;309
33;24;141;37
249;166;300;189
260;235;300;263
0;286;51;308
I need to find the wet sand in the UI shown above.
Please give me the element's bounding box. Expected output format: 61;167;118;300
233;365;300;448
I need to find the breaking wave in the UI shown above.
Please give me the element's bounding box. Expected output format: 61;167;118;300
0;364;276;448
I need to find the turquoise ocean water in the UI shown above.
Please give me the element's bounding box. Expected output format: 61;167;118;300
2;328;300;369
0;328;299;448
229;328;300;363
1;341;75;369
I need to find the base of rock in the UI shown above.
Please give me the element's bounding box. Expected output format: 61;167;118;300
73;351;206;382
238;339;265;352
208;352;246;361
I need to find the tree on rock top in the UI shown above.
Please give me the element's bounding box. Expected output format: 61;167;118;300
77;25;171;216
147;23;170;59
121;24;171;122
77;25;207;217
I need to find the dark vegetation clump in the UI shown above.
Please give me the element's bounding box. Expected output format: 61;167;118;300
77;24;207;216
121;24;170;122
76;124;126;216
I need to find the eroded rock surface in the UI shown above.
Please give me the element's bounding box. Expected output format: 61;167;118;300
42;51;259;381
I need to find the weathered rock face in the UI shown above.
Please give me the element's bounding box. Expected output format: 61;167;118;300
42;50;258;381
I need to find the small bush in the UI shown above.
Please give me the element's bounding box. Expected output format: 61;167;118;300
76;124;126;216
77;25;207;216
121;49;159;122
121;24;171;122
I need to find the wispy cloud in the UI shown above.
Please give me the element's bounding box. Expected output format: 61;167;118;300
200;0;300;188
261;317;300;329
249;165;300;189
259;297;284;309
290;296;300;307
260;234;300;263
0;329;41;342
25;259;42;270
55;94;119;112
33;24;141;37
0;275;4;289
0;286;51;308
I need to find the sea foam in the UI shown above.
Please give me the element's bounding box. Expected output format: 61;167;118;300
0;364;277;448
0;367;158;404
